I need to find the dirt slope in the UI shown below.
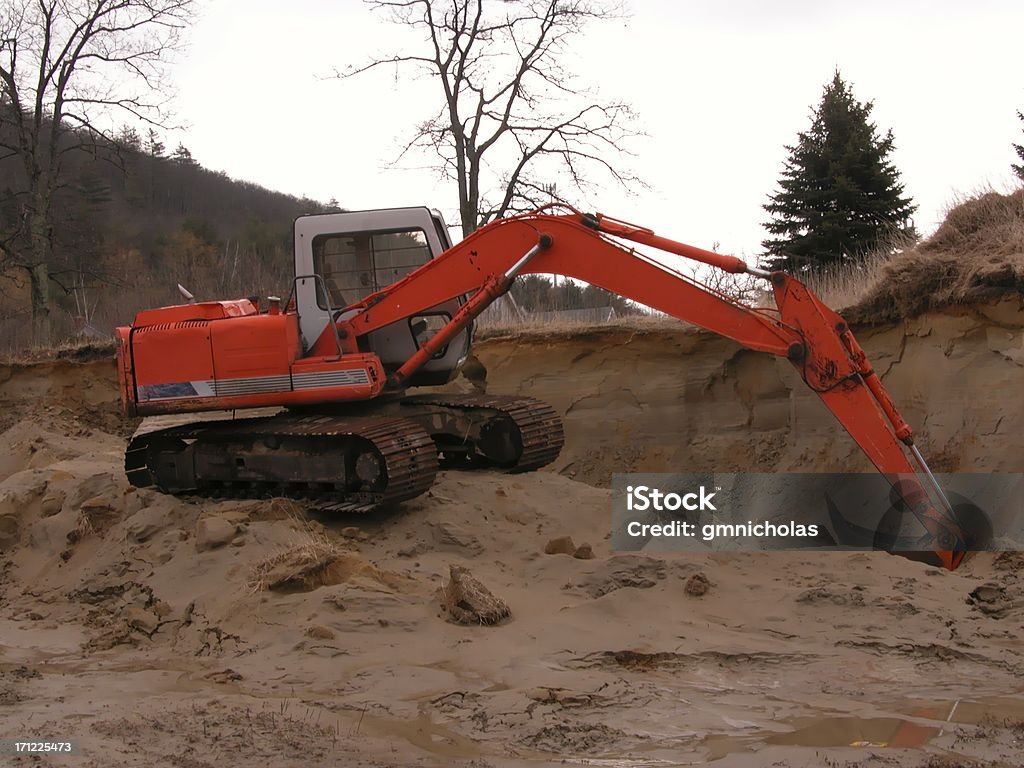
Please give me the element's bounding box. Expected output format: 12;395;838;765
0;300;1022;767
0;356;128;437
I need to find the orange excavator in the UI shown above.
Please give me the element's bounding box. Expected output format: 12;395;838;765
116;206;971;569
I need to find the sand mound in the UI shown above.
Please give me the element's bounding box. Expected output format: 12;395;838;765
848;188;1024;324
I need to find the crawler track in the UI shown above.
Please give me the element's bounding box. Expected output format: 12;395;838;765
125;414;438;512
123;394;564;513
400;393;565;472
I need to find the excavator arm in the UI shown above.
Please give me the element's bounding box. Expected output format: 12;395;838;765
334;207;969;569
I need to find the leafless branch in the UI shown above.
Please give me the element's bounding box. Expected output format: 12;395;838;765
335;0;642;235
0;0;195;344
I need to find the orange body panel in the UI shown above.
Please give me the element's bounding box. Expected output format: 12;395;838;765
117;302;384;417
210;312;300;381
132;320;215;389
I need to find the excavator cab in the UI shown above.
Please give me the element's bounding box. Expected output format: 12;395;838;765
293;207;471;387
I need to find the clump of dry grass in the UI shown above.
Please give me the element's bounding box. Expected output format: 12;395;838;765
77;510;96;536
66;509;96;545
802;248;898;311
1;337;116;365
247;512;350;593
247;507;394;593
248;532;344;593
846;188;1024;324
68;496;123;543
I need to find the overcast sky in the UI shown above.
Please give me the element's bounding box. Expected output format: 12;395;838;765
168;0;1024;263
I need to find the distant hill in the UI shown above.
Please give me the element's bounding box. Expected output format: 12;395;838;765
0;118;330;350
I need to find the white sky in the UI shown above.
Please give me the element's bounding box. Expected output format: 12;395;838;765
168;0;1024;262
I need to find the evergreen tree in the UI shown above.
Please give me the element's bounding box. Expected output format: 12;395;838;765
172;143;196;165
117;125;142;151
762;72;917;270
1013;110;1024;182
146;128;165;158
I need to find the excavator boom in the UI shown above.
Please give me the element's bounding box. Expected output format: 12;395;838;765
333;207;968;569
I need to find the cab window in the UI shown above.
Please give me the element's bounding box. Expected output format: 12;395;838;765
312;229;431;309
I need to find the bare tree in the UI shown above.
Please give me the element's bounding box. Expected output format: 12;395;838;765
0;0;194;345
337;0;643;236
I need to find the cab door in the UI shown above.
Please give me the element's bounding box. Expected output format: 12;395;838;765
292;207;471;387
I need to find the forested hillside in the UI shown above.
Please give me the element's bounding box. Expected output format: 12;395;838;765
0;116;326;350
0;116;638;351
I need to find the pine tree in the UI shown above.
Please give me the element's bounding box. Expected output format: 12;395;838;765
762;72;916;270
117;125;142;150
172;142;196;165
1013;110;1024;182
146;128;165;158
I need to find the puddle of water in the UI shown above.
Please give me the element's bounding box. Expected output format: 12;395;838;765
767;716;937;748
700;715;938;760
700;693;1024;759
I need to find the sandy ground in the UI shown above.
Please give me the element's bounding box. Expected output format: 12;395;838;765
1;302;1023;766
0;415;1022;767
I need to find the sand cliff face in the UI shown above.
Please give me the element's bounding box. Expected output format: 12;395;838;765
470;298;1024;484
3;299;1021;482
